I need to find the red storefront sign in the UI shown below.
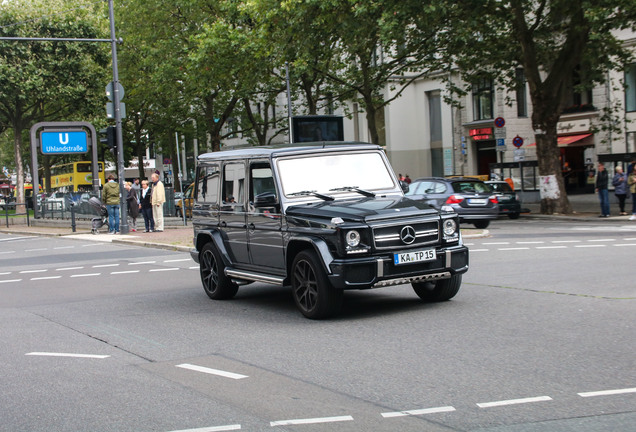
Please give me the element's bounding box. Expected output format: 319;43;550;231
469;128;493;141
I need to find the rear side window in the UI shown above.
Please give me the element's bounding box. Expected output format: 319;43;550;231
196;164;220;204
452;181;490;194
222;162;245;211
488;182;512;193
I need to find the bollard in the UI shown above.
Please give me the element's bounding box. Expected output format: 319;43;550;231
70;202;76;232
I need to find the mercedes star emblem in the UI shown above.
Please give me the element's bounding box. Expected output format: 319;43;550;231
400;225;416;244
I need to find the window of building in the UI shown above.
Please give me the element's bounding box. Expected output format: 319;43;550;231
516;68;528;117
472;78;494;120
626;63;636;112
427;90;443;142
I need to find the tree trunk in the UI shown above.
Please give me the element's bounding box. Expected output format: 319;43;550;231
13;127;24;206
534;124;572;214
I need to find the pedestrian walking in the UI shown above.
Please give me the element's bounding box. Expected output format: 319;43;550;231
102;174;120;233
595;162;610;217
139;179;154;232
151;172;165;232
629;170;636;221
124;181;140;232
131;178;141;199
612;166;628;215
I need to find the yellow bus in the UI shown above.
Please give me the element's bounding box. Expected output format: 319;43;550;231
44;161;105;192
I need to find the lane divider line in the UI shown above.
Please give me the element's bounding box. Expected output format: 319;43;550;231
25;352;110;359
270;415;354;426
176;363;248;380
381;406;456;418
477;396;552;408
167;425;241;432
578;387;636;398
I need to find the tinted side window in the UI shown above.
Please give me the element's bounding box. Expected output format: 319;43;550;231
196;164;220;204
250;161;276;201
223;162;245;212
452;181;490;194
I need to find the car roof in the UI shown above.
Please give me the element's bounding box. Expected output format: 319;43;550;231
198;142;381;162
199;142;380;159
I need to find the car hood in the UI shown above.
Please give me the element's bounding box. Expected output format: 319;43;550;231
285;196;439;223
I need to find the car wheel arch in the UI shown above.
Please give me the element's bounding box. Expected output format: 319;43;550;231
285;237;334;281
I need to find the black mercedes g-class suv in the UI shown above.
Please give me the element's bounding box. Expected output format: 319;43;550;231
190;142;469;318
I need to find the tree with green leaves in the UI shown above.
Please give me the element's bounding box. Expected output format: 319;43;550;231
443;0;636;214
0;0;108;205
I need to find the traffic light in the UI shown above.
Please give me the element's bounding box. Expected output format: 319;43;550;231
100;126;117;157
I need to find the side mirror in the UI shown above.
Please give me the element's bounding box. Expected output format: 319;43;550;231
254;192;278;207
400;181;409;194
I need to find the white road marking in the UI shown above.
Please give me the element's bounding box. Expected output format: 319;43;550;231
31;276;62;281
382;406;456;418
588;238;615;242
53;246;75;250
552;240;580;243
167;426;241;432
92;264;120;268
25;248;47;252
19;269;47;274
469;249;489;252
25;352;110;359
574;245;606;248
578;387;636;398
0;279;21;284
614;243;636;247
189;266;199;270
536;246;567;249
0;236;31;242
164;258;191;263
176;363;248;380
57;266;84;271
0;251;15;254
149;268;179;272
516;241;544;244
498;247;530;251
270;415;354;426
0;271;11;275
111;270;140;275
477;396;552;408
129;261;156;265
483;242;510;245
70;273;101;278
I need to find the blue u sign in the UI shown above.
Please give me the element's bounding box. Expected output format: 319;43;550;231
40;130;88;154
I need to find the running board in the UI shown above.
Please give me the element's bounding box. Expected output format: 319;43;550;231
225;268;285;286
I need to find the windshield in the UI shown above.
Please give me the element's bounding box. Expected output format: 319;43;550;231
277;151;396;198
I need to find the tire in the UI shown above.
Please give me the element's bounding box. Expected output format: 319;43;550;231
412;274;462;302
508;212;520;219
291;250;343;319
473;220;490;229
199;242;238;300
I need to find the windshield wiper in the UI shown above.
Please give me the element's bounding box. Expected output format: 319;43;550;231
288;190;334;201
329;186;376;198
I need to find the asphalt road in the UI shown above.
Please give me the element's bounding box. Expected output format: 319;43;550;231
0;219;634;432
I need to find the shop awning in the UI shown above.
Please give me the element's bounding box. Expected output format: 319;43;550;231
557;133;592;146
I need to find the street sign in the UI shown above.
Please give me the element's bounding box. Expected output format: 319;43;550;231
494;127;506;139
40;130;88;154
514;148;526;162
496;138;505;146
513;135;524;148
494;117;505;128
105;82;125;101
106;101;126;119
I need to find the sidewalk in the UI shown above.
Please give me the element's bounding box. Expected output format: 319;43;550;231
1;193;632;251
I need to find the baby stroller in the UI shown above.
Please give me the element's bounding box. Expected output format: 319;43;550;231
88;197;108;234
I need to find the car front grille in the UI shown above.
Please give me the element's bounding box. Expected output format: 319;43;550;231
371;219;439;250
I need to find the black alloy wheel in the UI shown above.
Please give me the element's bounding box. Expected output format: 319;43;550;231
199;242;238;300
291;250;342;319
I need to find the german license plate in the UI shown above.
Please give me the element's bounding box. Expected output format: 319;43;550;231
468;198;487;205
394;249;436;265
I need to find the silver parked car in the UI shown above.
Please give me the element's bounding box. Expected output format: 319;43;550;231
405;177;499;228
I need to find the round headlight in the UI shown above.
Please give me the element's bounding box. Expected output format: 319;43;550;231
345;230;361;247
443;219;457;236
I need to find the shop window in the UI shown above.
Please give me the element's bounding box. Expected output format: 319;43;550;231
472;78;494;120
626;63;636;112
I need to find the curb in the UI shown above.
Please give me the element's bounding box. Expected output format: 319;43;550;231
111;238;192;253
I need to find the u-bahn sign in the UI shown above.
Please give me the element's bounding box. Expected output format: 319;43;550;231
40;130;88;154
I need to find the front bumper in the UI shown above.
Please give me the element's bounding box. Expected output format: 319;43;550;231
327;244;469;290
